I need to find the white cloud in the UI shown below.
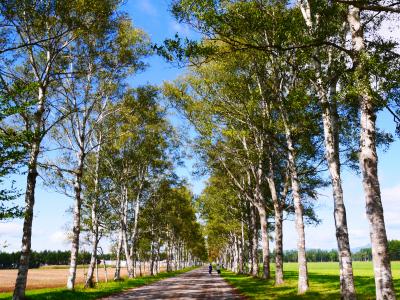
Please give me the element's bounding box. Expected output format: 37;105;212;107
0;222;22;237
50;230;68;244
382;184;400;205
137;0;158;16
385;212;400;227
348;228;370;243
170;21;191;37
381;184;400;227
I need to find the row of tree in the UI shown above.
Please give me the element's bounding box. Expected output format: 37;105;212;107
0;251;97;269
2;242;398;270
0;1;206;299
279;240;400;263
162;1;400;300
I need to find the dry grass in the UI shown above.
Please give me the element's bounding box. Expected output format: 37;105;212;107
0;264;163;292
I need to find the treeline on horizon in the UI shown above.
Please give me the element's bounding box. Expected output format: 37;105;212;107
280;239;400;263
0;249;168;269
2;240;400;269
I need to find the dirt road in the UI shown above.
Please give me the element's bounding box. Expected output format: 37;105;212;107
102;267;244;300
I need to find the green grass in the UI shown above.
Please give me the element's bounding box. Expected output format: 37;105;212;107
221;261;400;299
0;267;197;300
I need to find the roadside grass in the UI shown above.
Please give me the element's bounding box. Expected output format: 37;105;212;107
0;267;197;300
221;261;400;299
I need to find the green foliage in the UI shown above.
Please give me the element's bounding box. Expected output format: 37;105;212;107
197;174;243;261
278;249;339;263
388;240;400;260
0;83;38;220
350;240;400;261
139;181;207;261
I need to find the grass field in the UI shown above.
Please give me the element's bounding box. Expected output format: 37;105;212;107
221;261;400;299
0;267;196;300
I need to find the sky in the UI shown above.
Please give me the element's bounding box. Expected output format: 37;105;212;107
1;0;400;253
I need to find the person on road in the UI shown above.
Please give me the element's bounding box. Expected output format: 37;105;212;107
216;264;221;274
208;263;212;274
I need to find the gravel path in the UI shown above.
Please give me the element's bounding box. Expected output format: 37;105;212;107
101;267;245;300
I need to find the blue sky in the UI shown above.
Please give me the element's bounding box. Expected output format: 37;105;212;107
1;0;400;253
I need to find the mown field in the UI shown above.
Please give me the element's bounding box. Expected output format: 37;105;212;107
0;264;165;293
222;261;400;299
0;267;194;300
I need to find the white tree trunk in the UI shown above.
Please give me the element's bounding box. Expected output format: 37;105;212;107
150;241;155;276
122;195;134;277
274;203;284;285
85;141;102;287
347;5;396;300
239;220;245;274
166;241;171;272
85;231;98;288
13;85;46;300
67;152;85;290
103;259;108;283
280;106;308;294
266;158;284;285
299;3;356;296
114;225;123;281
128;187;142;278
321;85;356;299
250;205;259;277
257;204;270;279
12;144;40;300
232;235;239;273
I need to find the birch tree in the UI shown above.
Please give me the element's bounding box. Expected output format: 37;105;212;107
164;47;324;288
166;2;399;297
42;14;150;289
0;1;123;298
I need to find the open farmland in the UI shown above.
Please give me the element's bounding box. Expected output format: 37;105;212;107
0;265;164;292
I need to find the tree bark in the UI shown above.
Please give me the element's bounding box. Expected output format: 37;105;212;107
128;185;142;278
138;255;142;276
306;12;356;295
12;145;40;300
232;235;239;273
298;3;356;295
257;204;270;279
13;83;46;300
274;204;284;285
156;240;161;274
114;225;123;281
123;230;134;278
85;140;101;288
121;188;134;278
103;259;108;283
67;152;85;290
320;84;356;299
266;156;284;285
166;240;171;272
250;205;259;277
150;241;155;276
347;5;396;300
85;231;98;288
280;105;309;294
239;220;245;274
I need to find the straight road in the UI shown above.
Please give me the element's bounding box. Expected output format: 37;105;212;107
102;267;245;300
